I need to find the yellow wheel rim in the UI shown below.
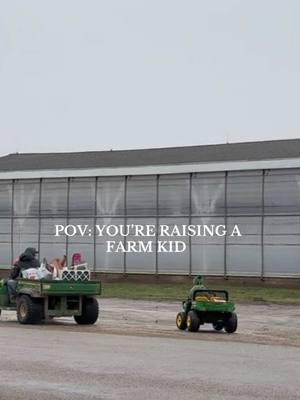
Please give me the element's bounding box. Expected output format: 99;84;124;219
176;314;182;326
187;315;191;328
19;303;27;319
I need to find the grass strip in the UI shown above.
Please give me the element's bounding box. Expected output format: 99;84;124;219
101;281;300;304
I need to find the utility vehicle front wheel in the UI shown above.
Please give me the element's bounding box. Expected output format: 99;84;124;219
213;322;224;331
74;297;99;325
176;312;187;330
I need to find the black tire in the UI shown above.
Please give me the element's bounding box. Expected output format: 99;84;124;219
74;297;99;325
224;312;238;333
17;295;43;324
213;322;224;331
186;310;200;332
176;312;187;330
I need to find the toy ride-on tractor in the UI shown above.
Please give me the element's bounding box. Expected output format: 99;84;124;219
176;275;238;333
0;263;101;325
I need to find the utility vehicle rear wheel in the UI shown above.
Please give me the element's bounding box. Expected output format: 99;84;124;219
17;295;43;324
186;310;200;332
74;297;99;325
176;312;187;330
224;312;238;333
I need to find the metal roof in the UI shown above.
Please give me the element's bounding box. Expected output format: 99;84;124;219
0;138;300;172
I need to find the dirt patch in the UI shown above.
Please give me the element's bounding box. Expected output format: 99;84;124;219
1;299;299;347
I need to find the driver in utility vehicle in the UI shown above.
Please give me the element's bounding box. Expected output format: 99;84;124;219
7;247;39;302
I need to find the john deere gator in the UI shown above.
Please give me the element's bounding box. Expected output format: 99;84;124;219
0;278;101;325
176;276;238;333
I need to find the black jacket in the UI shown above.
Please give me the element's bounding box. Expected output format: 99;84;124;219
10;248;40;279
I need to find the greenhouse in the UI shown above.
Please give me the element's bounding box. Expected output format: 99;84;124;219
0;139;299;277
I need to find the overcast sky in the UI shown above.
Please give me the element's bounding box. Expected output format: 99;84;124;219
0;0;299;155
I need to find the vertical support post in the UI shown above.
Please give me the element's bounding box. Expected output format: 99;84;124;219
123;176;128;274
261;169;265;280
188;173;192;276
66;177;70;265
224;171;228;278
93;177;98;272
155;175;159;275
10;179;15;263
37;178;42;259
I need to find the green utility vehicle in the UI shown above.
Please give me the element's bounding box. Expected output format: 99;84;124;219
176;276;238;333
0;278;101;325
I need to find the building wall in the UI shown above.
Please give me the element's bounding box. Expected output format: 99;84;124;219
0;168;299;277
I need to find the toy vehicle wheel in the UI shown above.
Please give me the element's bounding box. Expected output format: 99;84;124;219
17;295;43;324
186;310;200;332
213;322;224;331
74;297;99;325
176;312;187;330
224;312;238;333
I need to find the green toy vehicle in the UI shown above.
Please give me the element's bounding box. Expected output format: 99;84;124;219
0;278;101;325
176;276;238;333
